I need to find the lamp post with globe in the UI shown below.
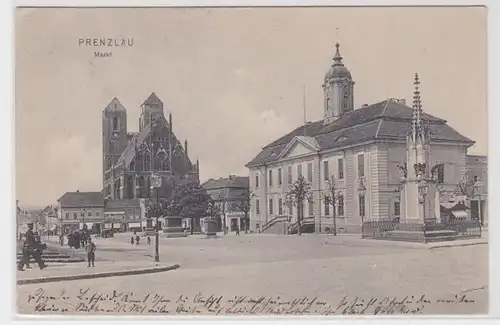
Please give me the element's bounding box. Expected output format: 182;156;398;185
358;178;367;238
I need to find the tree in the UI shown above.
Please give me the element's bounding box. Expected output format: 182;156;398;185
169;180;211;234
284;175;312;236
217;189;229;234
236;188;255;234
323;175;343;236
454;174;476;199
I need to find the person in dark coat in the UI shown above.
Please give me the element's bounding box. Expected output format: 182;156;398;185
135;235;140;245
235;225;240;236
86;237;96;267
131;235;135;245
147;236;151;246
17;223;46;271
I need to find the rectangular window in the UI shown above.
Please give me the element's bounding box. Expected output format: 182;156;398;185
65;212;69;220
338;196;344;216
73;212;78;219
394;201;401;216
324;197;330;216
278;198;283;215
359;196;365;217
278;168;282;186
308;200;314;216
88;211;92;217
338;158;344;179
297;164;303;179
288;166;292;183
255;173;260;188
307;162;313;183
324;161;329;181
437;165;445;183
358;154;365;177
96;211;100;217
268;170;273;187
269;198;274;215
256;199;260;215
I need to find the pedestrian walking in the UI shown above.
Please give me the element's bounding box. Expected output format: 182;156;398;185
17;223;46;271
135;235;140;245
59;234;64;246
147;236;151;245
235;226;240;236
86;237;96;267
131;235;135;245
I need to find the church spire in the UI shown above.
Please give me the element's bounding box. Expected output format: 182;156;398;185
332;42;344;67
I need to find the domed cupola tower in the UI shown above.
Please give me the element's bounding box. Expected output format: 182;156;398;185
323;43;355;124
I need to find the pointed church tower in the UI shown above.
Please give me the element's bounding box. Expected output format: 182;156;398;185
102;97;128;198
323;43;355;124
139;92;165;131
400;73;440;223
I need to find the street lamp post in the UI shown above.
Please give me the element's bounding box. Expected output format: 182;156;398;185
151;173;162;263
358;178;367;238
80;208;86;231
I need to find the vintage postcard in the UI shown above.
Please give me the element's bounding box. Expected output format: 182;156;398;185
15;6;488;316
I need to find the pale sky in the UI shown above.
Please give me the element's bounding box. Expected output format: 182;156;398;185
15;6;487;207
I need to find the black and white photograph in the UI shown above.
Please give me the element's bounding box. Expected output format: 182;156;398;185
13;5;490;316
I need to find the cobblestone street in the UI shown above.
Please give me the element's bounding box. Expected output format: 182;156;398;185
16;234;488;315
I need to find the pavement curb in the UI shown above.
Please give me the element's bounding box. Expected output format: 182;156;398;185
429;241;488;250
17;264;180;285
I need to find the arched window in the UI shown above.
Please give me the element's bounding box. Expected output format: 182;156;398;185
126;175;134;199
112;117;119;131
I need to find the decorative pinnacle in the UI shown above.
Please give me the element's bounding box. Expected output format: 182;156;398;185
332;42;344;67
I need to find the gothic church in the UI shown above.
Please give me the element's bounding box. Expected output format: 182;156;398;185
102;93;199;201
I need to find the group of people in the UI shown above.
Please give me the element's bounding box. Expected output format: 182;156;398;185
131;232;151;246
17;223;47;271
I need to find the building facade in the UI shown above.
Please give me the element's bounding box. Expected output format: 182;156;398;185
466;155;488;225
102;93;200;203
57;191;147;234
202;175;250;232
246;43;480;234
57;191;105;234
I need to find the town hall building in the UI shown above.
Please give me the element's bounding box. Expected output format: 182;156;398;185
246;43;481;234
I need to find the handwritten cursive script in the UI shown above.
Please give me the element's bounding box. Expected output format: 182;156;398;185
24;288;477;315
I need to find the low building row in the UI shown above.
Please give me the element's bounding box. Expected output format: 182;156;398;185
57;190;146;234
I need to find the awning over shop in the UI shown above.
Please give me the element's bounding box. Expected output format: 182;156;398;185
79;222;94;228
129;223;141;228
113;223;121;229
104;223;112;229
141;221;147;227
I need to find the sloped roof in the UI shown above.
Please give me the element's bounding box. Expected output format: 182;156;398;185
104;97;126;111
104;199;141;210
246;99;474;167
202;176;249;190
450;202;469;212
58;192;104;208
142;92;163;107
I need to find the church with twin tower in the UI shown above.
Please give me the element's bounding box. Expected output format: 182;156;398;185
102;93;200;201
247;43;476;234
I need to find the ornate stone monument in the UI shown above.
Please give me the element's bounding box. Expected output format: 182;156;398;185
398;74;442;223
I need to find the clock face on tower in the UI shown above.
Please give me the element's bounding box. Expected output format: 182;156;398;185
111;131;119;140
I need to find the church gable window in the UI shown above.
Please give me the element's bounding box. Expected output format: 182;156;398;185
112;117;119;131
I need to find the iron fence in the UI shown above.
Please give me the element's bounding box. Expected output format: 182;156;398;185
362;219;482;243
